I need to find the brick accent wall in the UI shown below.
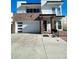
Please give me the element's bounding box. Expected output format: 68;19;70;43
13;13;40;21
59;31;67;37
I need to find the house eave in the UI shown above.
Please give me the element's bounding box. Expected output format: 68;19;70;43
46;1;64;6
21;3;41;8
40;14;56;16
47;1;64;3
56;16;65;17
21;3;41;5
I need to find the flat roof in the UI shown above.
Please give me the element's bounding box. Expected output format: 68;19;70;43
21;3;41;5
40;14;65;17
47;1;64;3
56;16;65;17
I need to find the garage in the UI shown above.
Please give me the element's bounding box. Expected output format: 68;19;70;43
16;21;40;33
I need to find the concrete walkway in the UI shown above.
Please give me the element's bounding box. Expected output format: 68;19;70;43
11;34;67;59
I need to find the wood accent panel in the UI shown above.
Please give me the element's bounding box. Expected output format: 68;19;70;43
40;17;44;34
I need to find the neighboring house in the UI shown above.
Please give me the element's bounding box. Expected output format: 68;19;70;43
11;0;67;35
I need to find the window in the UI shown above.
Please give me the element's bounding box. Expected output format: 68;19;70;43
52;8;55;14
18;31;22;33
58;8;60;11
27;9;32;13
30;9;32;13
57;7;61;14
18;25;22;27
18;28;22;30
17;22;23;33
34;9;40;13
26;9;40;13
36;9;40;13
58;21;62;29
34;9;36;13
17;22;23;24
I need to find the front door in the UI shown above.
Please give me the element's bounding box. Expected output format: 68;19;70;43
43;20;47;31
43;20;51;33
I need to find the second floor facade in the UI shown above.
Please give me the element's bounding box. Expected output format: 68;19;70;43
16;0;63;16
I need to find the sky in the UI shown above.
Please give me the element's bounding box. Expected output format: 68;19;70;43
11;0;67;16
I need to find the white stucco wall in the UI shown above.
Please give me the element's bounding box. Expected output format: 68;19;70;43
17;1;27;8
41;0;62;6
11;13;13;24
16;1;26;13
41;0;52;14
16;7;26;13
41;7;53;14
41;0;62;14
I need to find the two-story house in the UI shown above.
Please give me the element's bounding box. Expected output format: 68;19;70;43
11;0;66;35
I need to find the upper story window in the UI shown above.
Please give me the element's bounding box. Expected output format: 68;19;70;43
57;7;61;14
58;8;60;11
27;9;32;13
26;9;40;13
52;8;55;14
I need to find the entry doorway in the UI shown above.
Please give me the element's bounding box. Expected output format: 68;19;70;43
43;20;47;31
43;20;51;34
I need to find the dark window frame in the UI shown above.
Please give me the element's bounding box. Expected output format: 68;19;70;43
57;7;60;11
18;31;22;33
36;9;40;12
18;28;22;30
18;25;22;27
26;8;40;13
57;7;61;14
17;22;23;24
52;8;55;14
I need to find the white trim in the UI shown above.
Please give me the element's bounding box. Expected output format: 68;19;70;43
55;8;58;15
15;22;18;33
17;1;27;8
59;6;62;15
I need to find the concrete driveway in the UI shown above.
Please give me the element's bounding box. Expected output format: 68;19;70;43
11;34;67;59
